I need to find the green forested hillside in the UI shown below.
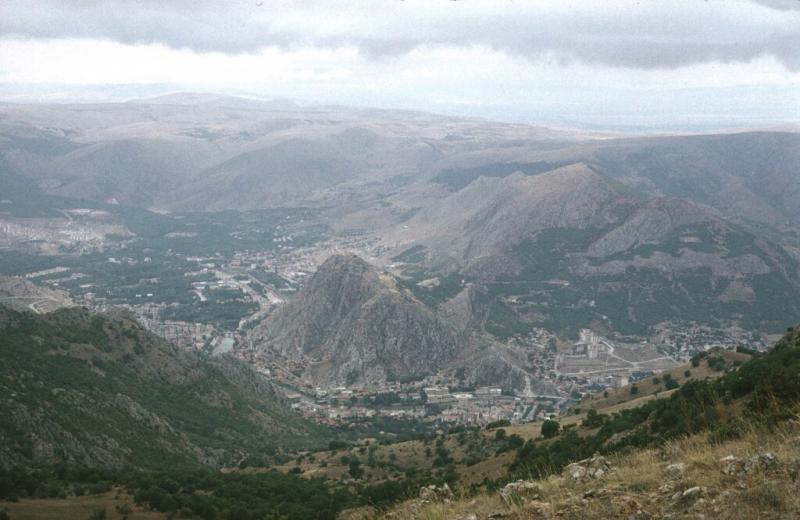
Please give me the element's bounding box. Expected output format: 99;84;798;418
0;305;324;470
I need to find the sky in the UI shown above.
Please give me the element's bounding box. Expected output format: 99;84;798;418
0;0;798;131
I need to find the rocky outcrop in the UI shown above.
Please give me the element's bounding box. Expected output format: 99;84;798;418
563;454;615;483
664;462;687;480
251;254;459;387
720;452;778;476
419;483;454;502
499;480;543;505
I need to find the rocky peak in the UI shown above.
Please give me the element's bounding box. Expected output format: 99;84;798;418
251;254;459;387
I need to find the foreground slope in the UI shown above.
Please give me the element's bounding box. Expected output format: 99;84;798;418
373;421;800;520
0;305;322;470
364;326;800;519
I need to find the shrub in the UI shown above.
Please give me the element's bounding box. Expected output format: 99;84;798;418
583;408;605;428
507;434;524;449
328;440;348;451
486;420;511;430
541;420;559;439
348;459;364;479
88;509;107;520
708;356;727;372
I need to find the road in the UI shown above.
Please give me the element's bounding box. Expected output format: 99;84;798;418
213;269;284;331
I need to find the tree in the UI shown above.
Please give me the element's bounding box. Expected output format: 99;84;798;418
328;440;348;451
507;434;524;449
630;384;639;395
348;459;364;479
709;356;726;372
583;408;604;428
495;429;507;441
88;510;107;520
541;419;559;439
665;379;680;390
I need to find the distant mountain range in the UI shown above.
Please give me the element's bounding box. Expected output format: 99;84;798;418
384;162;800;336
2;94;799;340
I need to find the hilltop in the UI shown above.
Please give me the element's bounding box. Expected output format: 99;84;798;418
250;253;460;388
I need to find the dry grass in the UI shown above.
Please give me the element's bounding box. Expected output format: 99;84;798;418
370;417;800;519
579;350;751;412
0;489;164;520
268;422;564;486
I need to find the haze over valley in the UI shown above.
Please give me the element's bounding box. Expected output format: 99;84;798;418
1;93;798;418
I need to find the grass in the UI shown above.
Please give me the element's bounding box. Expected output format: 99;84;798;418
0;489;164;520
369;415;800;519
270;428;514;485
576;349;751;412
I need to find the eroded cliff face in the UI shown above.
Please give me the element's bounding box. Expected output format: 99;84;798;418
251;253;460;387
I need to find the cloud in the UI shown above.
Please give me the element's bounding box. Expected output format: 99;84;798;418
1;0;798;70
750;0;800;11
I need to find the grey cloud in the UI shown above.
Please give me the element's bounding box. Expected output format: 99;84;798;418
750;0;800;11
1;0;799;69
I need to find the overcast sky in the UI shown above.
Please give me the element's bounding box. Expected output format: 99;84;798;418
0;0;798;131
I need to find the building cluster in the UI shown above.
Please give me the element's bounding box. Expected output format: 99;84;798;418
651;322;774;360
278;380;567;428
107;302;217;351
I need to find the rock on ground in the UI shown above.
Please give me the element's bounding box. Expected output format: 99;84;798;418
563;453;614;483
720;452;778;476
499;480;543;505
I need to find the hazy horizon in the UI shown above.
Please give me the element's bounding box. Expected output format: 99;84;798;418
1;0;798;132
